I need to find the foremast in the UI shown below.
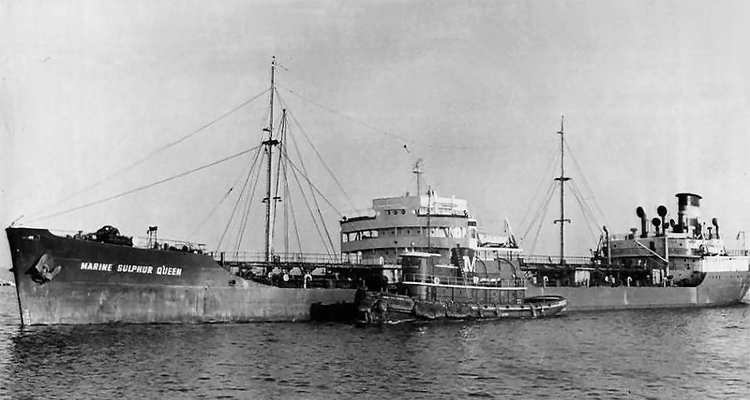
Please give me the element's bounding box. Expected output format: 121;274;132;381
262;56;280;262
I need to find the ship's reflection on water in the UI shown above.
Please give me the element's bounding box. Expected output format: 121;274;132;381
0;289;749;400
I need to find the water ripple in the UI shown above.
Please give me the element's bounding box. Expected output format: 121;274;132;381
0;289;749;399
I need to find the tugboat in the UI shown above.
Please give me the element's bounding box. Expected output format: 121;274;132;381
355;248;566;325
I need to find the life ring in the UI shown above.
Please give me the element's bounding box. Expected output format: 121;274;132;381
433;277;440;285
699;244;707;254
282;273;289;282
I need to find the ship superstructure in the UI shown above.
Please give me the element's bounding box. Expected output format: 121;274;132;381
600;193;748;287
340;192;519;268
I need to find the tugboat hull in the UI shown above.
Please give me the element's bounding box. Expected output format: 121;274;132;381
355;291;566;325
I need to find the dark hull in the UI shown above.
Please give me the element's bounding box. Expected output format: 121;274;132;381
355;290;567;325
7;228;357;325
525;270;750;311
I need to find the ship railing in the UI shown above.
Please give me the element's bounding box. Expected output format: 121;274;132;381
609;232;693;241
132;238;207;253
340;255;401;266
520;255;592;266
415;209;469;217
727;249;750;256
403;273;524;288
48;228;208;254
216;252;346;265
608;233;636;241
355;257;402;266
48;228;95;239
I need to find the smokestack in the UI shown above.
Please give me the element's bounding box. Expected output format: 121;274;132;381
636;207;648;238
676;193;702;237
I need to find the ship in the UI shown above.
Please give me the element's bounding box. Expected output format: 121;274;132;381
355;250;566;325
340;121;750;312
6;58;372;325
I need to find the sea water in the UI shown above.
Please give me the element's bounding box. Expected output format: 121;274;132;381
0;287;748;400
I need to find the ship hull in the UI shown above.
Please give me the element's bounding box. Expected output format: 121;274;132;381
525;271;750;311
7;228;357;325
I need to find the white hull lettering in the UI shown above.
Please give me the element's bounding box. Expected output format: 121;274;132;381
116;264;154;274
80;262;112;272
79;262;182;276
156;266;183;276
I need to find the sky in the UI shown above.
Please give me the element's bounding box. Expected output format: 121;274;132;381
2;0;749;276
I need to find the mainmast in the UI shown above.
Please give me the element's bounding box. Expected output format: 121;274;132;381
553;116;570;266
263;56;280;262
